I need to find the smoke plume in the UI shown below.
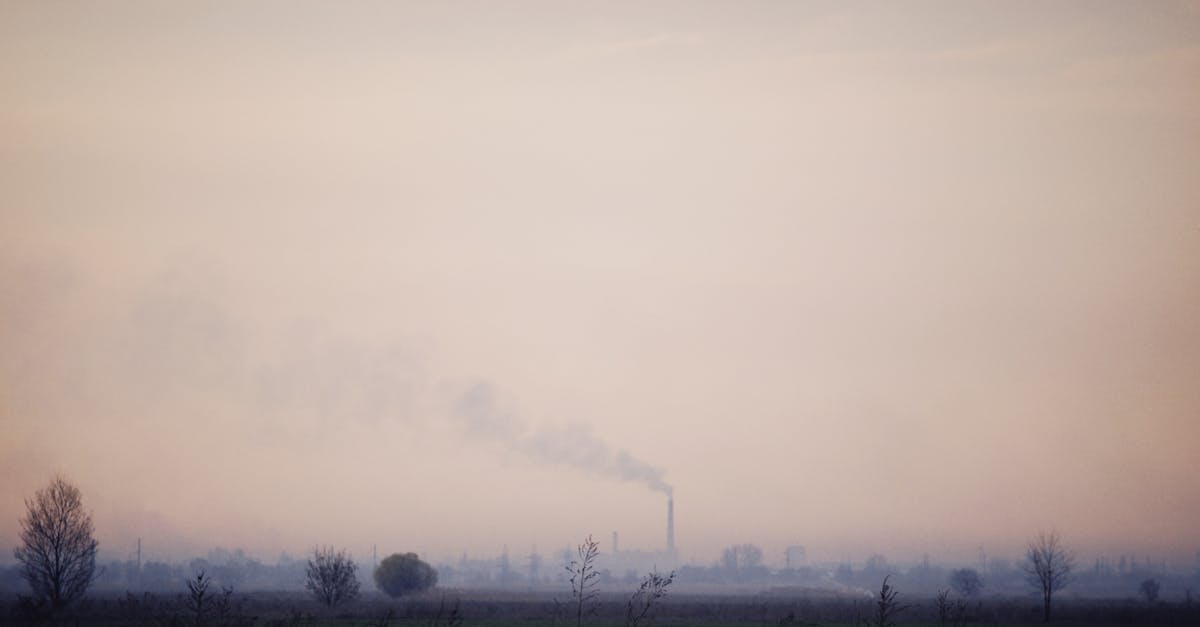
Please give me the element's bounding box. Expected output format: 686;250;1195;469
455;381;673;495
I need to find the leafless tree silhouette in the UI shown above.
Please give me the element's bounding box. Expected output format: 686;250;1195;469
624;568;674;627
949;568;983;597
935;589;952;627
184;570;213;626
935;588;969;627
1140;578;1161;604
213;582;235;624
1024;530;1074;622
305;546;360;608
13;475;99;610
720;544;764;572
869;575;910;627
565;535;600;627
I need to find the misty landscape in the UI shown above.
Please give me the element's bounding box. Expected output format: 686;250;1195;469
2;1;1199;625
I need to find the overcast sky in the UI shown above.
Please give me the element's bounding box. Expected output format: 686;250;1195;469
2;1;1198;567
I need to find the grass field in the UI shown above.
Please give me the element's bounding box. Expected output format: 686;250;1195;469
5;587;1200;626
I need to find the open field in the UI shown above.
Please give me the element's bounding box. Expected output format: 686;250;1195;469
5;588;1200;626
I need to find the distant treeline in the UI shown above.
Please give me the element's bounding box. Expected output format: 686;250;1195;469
0;549;308;593
3;546;1194;600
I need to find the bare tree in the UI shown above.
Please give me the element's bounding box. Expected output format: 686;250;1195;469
13;475;99;610
935;589;952;627
869;575;910;627
184;570;213;626
720;543;765;581
565;535;600;627
305;546;360;608
1024;531;1074;622
720;543;764;571
624;568;674;627
1140;578;1160;604
213;583;236;624
949;568;983;597
935;589;968;627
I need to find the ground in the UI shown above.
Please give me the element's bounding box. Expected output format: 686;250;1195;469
4;587;1199;626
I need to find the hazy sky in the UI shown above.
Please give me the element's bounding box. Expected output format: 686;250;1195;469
2;1;1198;568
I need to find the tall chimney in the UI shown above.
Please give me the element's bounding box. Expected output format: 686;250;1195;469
667;497;675;555
612;531;619;554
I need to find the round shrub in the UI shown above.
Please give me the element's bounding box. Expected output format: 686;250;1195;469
374;552;437;598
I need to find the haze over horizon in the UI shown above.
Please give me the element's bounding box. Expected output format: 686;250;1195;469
2;1;1198;570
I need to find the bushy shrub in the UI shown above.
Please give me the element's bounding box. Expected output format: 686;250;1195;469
374;552;437;598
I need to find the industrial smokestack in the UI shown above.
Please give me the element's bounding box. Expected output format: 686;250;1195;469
667;497;675;555
612;531;619;554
